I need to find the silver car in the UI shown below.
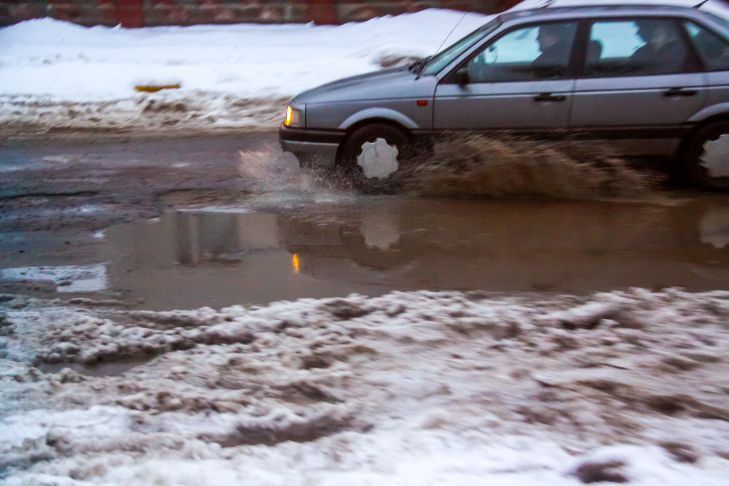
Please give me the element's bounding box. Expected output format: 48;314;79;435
280;3;729;188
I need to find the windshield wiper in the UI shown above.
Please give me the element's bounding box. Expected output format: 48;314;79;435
408;56;432;74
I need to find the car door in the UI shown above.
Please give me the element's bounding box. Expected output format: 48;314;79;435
433;21;579;134
570;18;706;157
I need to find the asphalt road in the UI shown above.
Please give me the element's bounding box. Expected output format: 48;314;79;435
0;132;277;231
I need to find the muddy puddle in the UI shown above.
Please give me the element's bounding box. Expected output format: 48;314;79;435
1;194;728;310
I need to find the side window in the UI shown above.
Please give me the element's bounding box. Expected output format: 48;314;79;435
587;19;699;77
685;21;729;71
465;22;577;83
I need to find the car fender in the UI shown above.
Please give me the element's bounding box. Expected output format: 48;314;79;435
689;102;729;123
339;108;420;131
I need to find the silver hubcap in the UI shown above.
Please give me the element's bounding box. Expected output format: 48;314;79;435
356;138;399;179
700;134;729;179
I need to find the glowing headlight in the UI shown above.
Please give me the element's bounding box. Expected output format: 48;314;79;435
284;105;303;127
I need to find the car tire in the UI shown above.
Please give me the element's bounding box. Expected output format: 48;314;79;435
340;123;415;192
683;120;729;190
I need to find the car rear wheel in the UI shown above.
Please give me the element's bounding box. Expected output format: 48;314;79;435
683;121;729;190
340;123;415;192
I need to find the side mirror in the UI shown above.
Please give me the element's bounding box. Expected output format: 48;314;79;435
456;67;470;86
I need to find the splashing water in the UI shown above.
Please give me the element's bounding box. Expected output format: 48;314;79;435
239;135;659;202
238;145;311;193
404;134;658;200
237;145;363;208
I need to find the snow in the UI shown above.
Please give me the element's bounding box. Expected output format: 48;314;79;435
0;9;488;131
0;11;488;101
0;264;108;293
1;288;729;484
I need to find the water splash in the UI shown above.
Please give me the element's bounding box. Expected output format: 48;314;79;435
239;135;658;202
238;145;309;193
405;134;658;200
237;145;361;207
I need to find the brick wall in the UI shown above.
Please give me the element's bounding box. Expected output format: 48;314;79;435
0;0;521;27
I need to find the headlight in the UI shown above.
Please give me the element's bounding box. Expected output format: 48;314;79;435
284;105;303;127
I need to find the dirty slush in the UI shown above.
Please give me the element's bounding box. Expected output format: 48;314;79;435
2;289;729;484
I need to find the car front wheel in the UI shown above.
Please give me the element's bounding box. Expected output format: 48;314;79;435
340;123;415;191
683;120;729;190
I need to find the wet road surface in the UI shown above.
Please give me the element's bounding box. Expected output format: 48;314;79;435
0;133;272;230
1;133;728;309
2;194;729;310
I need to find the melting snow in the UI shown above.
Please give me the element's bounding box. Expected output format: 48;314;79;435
0;264;108;293
1;288;729;484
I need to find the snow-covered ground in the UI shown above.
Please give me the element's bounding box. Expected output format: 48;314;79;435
2;288;729;484
0;9;488;132
1;0;727;132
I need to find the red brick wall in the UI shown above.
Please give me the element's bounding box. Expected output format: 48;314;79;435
0;0;522;27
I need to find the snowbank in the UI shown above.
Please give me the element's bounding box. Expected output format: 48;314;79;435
0;9;488;132
1;288;729;484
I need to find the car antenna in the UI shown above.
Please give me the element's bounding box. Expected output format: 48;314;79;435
694;0;711;8
540;0;557;7
434;12;468;56
416;11;468;79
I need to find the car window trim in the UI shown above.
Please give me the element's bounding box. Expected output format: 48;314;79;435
572;20;591;80
702;12;729;41
438;18;583;85
577;16;706;79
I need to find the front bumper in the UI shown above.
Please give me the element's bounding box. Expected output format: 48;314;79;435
279;125;345;166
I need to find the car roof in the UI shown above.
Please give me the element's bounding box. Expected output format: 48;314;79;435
498;3;707;23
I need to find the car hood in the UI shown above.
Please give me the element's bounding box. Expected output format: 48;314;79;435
293;67;433;104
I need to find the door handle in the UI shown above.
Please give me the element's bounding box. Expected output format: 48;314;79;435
664;87;698;97
534;93;567;102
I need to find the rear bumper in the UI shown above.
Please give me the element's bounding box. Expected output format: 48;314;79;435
279;125;345;166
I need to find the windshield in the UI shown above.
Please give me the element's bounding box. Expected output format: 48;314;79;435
421;18;501;76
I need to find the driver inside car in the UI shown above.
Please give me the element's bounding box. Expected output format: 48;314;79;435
533;23;573;66
531;23;574;77
467;22;575;82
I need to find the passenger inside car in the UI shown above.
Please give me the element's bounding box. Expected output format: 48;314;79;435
631;20;693;74
586;19;697;77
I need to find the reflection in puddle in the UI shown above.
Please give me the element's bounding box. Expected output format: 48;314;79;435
2;197;728;310
96;197;729;309
361;212;401;250
700;207;729;249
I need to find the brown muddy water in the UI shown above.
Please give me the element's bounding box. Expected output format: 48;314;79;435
1;194;728;310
